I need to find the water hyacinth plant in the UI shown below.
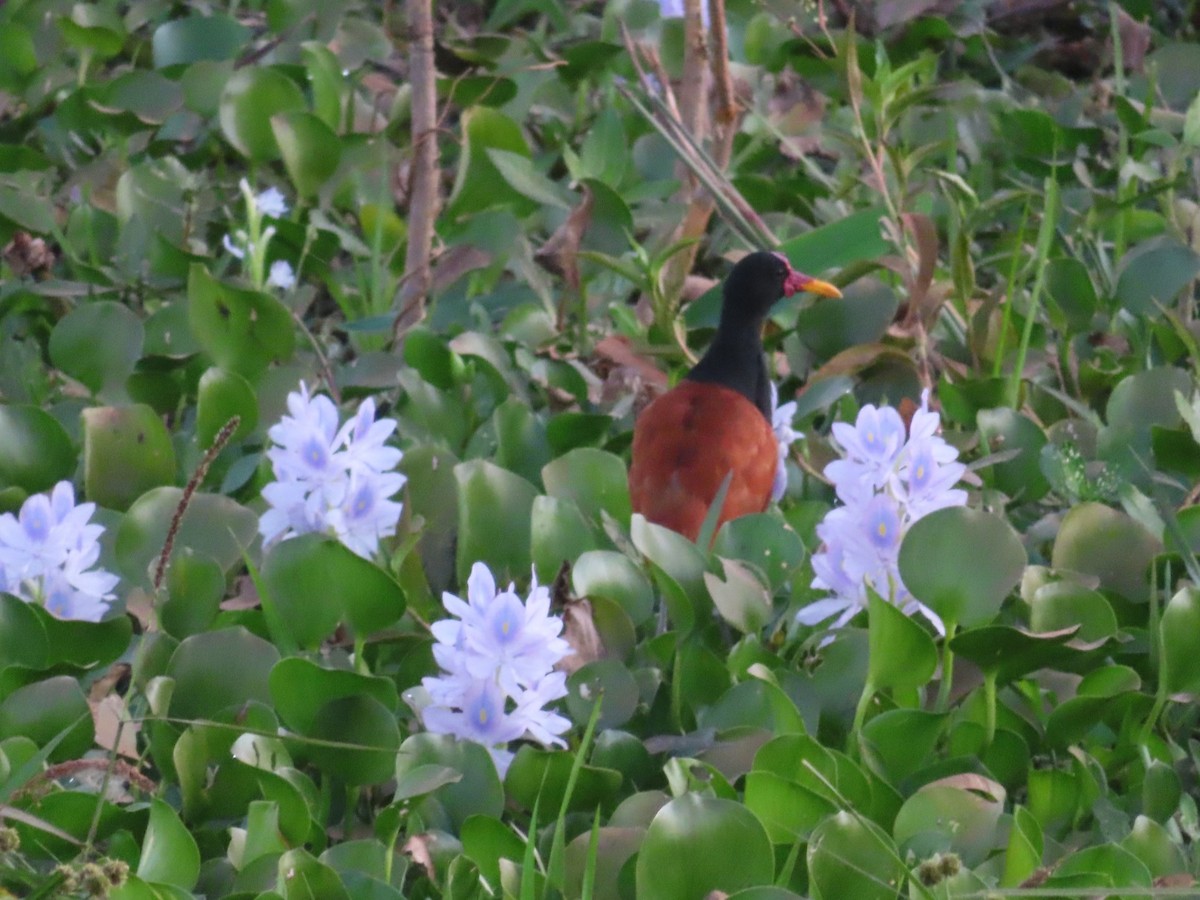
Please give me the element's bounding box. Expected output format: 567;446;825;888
259;382;407;559
770;381;802;502
801;390;967;633
222;179;296;292
0;481;119;622
421;562;571;775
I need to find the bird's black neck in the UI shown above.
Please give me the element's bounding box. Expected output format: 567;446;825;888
685;315;771;421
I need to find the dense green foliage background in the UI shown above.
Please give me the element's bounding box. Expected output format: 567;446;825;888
4;0;1200;896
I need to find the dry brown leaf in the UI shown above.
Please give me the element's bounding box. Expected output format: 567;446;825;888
2;232;55;277
1114;5;1151;74
403;833;437;880
559;598;605;675
535;187;594;294
593;335;669;391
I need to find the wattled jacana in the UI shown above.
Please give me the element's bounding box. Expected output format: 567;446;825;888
628;251;840;542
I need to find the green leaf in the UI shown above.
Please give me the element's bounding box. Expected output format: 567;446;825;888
159;553;226;640
48;302;144;397
571;550;654;627
504;747;623;814
531;495;597;584
899;507;1026;629
219;67;307;161
1161;586;1200;695
976;407;1049;501
1028;581;1117;643
486;148;571;209
1115;238;1200;316
705;558;772;634
269;657;398;734
262;535;406;647
542;448;630;524
196;367;258;447
893;776;1005;866
0;677;92;761
152;14;249;67
808;811;906;900
82;405;176;511
636;795;773;898
165;627;280;720
1050;502;1161;603
454;459;538;584
138;798;200;889
306;694;401;786
272;111;342;198
187;264;295;380
114;487;258;589
394;733;505;832
277;848;352;900
866;586;937;691
446;107;536;217
1002;805;1044;887
0;405;75;493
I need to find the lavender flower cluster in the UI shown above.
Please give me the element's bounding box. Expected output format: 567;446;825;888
0;482;119;622
258;383;406;560
801;390;967;633
422;562;572;775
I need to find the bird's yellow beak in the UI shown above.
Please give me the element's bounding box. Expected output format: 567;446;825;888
783;268;842;298
798;276;842;298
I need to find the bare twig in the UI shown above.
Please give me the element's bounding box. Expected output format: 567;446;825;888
393;0;440;339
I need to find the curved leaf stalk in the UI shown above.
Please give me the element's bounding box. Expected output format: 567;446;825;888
153;415;242;592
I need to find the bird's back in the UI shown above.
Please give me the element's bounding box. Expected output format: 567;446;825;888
629;381;777;543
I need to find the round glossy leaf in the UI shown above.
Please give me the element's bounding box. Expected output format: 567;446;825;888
187;265;295;380
950;624;1081;682
1051;502;1160;602
395;733;504;832
542;448;631;524
0;592;48;669
159;553;226;640
566;659;639;729
1029;581;1117;643
34;606;132;669
262;535;406;647
269;657;398;734
49;302;144;396
564;826;644;900
504;746;623;813
459;815;525;888
277;848;351;900
138;798;200;889
1115;237;1200;316
1050;843;1152;890
196;367;258;447
1122;815;1188;877
867;586;937;691
808;811;906;900
636;794;773;899
306;694;400;786
976;407;1049;501
272;111;341;198
532;495;597;584
454;459;537;584
82;404;176;511
165;627;279;720
793;280;898;360
860;709;946;784
705;558;771;634
752;735;871;811
698;679;805;737
893;775;1005;865
712;514;806;592
0;405;76;492
1107;367;1190;433
0;675;92;761
571;550;654;626
546;412;612;455
403;329;463;391
152;14;248;67
1044;257;1097;329
1002;805;1044;888
899;507;1026;628
218;67;306;161
115;487;258;589
630;514;708;630
1160;586;1200;695
744;768;835;843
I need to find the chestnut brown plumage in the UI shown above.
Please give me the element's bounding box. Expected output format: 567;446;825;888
629;251;840;542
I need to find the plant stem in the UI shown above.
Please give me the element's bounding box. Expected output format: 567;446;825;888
1005;171;1059;409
